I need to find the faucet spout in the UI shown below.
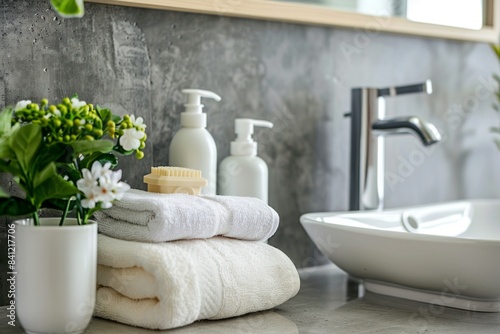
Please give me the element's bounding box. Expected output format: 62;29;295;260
348;80;440;211
372;116;441;146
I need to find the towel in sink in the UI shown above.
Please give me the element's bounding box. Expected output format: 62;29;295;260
94;234;300;330
94;189;279;242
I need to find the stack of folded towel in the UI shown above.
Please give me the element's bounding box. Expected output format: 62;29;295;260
94;189;300;330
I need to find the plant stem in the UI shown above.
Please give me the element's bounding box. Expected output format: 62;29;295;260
59;198;72;226
32;211;40;226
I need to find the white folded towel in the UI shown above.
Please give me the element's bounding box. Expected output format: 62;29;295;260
95;235;300;330
94;189;279;242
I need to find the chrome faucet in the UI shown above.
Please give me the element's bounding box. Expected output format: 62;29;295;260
347;80;441;211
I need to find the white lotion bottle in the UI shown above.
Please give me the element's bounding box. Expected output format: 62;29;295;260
169;89;221;195
218;118;273;203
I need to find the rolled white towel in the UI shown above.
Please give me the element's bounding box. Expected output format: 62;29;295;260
94;189;279;242
95;235;300;330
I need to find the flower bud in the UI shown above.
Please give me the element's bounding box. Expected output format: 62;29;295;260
84;135;94;141
66;120;74;127
64;135;70;142
62;97;71;106
94;129;103;137
84;124;93;131
49;105;58;113
40;98;49;106
94;119;102;129
135;150;144;159
139;141;146;149
73;119;81;127
53;119;62;127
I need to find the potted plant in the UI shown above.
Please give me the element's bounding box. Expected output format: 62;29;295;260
0;96;146;334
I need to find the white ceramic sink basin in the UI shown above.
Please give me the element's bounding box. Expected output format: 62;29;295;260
300;200;500;312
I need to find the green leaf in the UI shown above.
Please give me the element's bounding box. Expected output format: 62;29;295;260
33;174;78;208
70;139;114;156
50;0;84;18
0;158;20;176
113;144;134;156
37;142;72;167
492;44;500;59
0;108;13;137
56;163;82;183
9;124;42;174
0;140;15;160
0;187;9;198
490;127;500;134
96;106;112;124
95;153;118;168
33;162;57;188
0;197;36;217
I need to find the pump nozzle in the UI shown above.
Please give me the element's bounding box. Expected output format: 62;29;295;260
180;89;221;128
231;118;273;156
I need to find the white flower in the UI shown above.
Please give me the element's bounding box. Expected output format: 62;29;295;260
71;98;87;110
92;177;115;209
119;128;144;151
107;169;130;200
76;168;97;197
96;170;130;208
44;108;61;119
15;100;31;111
76;161;130;209
90;161;112;180
130;115;146;130
77;168;99;209
81;193;98;209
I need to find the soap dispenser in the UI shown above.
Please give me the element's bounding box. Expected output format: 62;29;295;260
169;89;221;195
218;118;273;203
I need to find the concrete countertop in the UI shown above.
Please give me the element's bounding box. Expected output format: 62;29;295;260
2;264;500;333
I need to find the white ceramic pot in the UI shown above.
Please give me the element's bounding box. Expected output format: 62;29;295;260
15;218;97;334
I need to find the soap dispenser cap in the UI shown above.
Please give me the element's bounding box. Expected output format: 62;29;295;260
181;89;221;128
231;118;273;156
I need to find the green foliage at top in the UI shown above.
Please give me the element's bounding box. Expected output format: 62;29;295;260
51;0;85;18
491;45;500;149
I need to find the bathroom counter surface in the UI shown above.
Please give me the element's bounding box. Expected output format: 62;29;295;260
2;264;500;333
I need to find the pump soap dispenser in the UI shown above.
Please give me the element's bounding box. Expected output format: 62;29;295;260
169;89;221;195
218;118;273;203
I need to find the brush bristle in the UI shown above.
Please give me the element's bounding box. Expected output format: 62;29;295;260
151;166;202;178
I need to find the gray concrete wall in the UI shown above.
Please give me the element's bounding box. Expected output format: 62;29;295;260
1;0;499;305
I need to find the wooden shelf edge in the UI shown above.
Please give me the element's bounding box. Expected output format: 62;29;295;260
86;0;500;43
